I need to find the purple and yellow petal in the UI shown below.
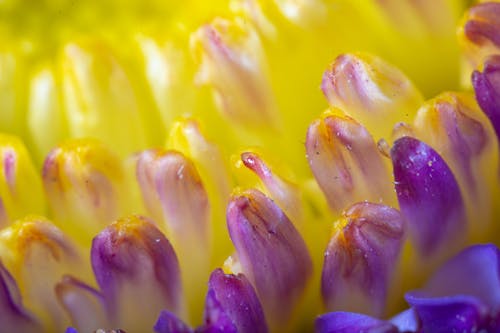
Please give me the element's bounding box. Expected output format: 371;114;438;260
321;53;423;141
42;139;128;245
198;269;268;333
321;202;405;317
226;189;312;331
56;276;109;333
412;92;499;239
306;114;395;214
91;215;184;331
391;136;467;259
0;134;46;228
0;216;81;332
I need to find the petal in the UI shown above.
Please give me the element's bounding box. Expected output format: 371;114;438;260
412;92;499;238
190;17;278;130
389;308;419;333
43;139;128;245
0;261;41;333
0;216;81;332
61;38;158;157
240;151;302;223
390;136;466;258
405;294;486;333
306;114;395;214
26;67;67;163
198;269;268;333
56;276;109;332
321;202;405;317
226;189;312;330
136;148;211;317
91;215;184;330
321;53;423;141
154;311;193;333
415;244;500;309
167;119;233;264
472;55;500;146
315;312;398;333
0;134;46;228
459;2;500;70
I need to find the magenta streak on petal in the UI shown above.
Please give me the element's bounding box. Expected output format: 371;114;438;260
91;216;182;320
3;149;16;191
226;189;312;328
464;3;500;47
315;312;398;333
154;311;192;333
321;202;405;317
241;152;272;183
0;261;40;332
472;55;500;145
391;136;466;257
199;269;268;333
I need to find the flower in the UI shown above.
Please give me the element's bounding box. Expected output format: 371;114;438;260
0;1;500;333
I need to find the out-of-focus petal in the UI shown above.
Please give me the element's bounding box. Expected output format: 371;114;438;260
0;217;81;332
154;311;192;333
61;38;161;157
391;136;466;258
0;134;46;228
459;2;500;71
414;244;500;308
306;114;395;214
190;17;279;130
321;202;405;317
405;244;500;332
389;308;419;333
56;276;109;332
413;92;499;239
315;312;398;333
26;67;67;163
405;294;486;333
321;53;423;141
0;261;41;333
472;54;500;145
43;139;128;245
226;189;312;330
91;215;184;331
197;269;268;333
